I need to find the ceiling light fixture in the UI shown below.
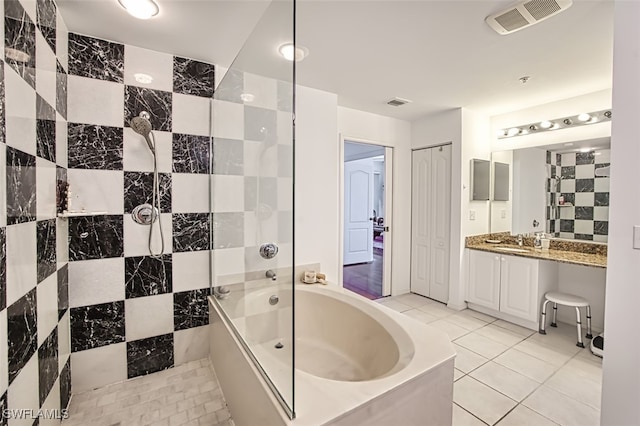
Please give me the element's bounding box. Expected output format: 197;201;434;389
278;43;309;62
497;109;612;139
134;73;153;84
118;0;160;20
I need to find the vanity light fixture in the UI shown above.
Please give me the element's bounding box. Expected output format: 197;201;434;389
577;113;592;122
563;118;573;125
118;0;160;20
497;109;612;140
278;43;309;62
579;148;592;153
529;124;538;131
507;127;521;137
134;73;153;84
539;120;553;129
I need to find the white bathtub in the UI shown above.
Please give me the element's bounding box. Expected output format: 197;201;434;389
209;283;455;426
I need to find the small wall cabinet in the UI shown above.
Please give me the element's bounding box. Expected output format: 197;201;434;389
467;250;557;328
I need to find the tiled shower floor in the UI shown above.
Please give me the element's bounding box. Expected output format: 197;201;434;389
62;359;233;426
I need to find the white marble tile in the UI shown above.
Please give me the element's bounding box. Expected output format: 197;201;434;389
36;32;57;110
494;348;559;383
124;45;173;92
403;308;438;324
560;178;575;193
36;157;57;220
445;313;489;331
594;149;610;163
6;221;37;307
475;324;525;347
277;110;293;145
56;119;68;168
0;309;7;395
277;177;293;211
71;343;128;393
172;173;210;213
68;258;126;308
67;76;124;128
125;294;174;341
574;192;594;207
523;385;600;426
429;319;470;341
545;357;602;409
455;332;510;359
123;213;172;257
575;164;595;179
123;128;172;174
593;206;609;221
497;404;557;426
211;248;245;282
36;273;59;346
594;177;609;193
211;175;244;213
492;319;535;337
574;220;594;235
454;376;517;425
174;326;210;366
56;218;69;268
452;403;485;426
470;361;540;402
243;73;277;110
39;377;62;426
561;153;576;166
243;140;278;177
211;100;243;139
173;251;212;292
560;206;574;219
67;169;124;214
172;93;210;137
0;145;6;227
20;0;37;22
58;311;71;373
592;235;608;243
453;344;489;374
5;63;37;155
7;354;39;426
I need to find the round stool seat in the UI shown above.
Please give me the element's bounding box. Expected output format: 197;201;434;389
544;291;589;307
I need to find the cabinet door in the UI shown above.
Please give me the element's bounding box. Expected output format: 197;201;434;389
500;255;539;322
468;250;501;310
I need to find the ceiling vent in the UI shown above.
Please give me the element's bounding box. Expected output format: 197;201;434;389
486;0;573;35
387;97;412;107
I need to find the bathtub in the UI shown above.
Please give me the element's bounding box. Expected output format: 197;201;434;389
209;283;455;426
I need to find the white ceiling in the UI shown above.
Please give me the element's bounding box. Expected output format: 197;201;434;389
57;0;615;121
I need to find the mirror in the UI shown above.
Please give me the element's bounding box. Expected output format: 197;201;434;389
471;159;490;201
490;137;611;242
493;162;510;201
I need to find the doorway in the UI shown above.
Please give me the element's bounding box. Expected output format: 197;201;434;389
341;140;392;299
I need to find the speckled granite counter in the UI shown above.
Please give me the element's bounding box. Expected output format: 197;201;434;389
465;233;607;268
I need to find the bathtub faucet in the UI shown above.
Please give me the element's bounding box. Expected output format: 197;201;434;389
214;286;230;299
266;270;277;281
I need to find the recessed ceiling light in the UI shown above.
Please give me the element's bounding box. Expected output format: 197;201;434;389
540;120;553;129
118;0;159;19
577;113;592;122
134;73;153;84
240;93;255;103
278;43;309;61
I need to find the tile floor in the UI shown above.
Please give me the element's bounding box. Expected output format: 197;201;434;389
62;358;234;426
379;293;603;426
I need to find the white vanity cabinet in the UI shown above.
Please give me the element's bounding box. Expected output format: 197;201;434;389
467;249;557;328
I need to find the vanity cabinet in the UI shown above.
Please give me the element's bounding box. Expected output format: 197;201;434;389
467;250;557;326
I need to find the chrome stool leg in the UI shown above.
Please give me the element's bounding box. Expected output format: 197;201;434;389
575;307;584;348
586;305;593;339
551;303;558;327
539;299;551;335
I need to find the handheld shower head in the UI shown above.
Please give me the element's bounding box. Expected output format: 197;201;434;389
130;115;155;153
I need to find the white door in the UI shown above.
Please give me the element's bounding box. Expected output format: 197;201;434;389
344;158;374;265
468;250;501;311
411;149;432;297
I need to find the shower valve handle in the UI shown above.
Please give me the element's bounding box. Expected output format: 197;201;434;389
259;243;279;259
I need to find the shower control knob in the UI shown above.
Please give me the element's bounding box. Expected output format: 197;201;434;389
259;243;279;259
132;204;158;225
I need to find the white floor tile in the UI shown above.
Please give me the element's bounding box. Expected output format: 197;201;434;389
403;308;438;324
376;298;412;313
454;376;517;425
453;369;465;382
429;319;471;340
452;403;486;426
475;324;526;347
496;405;558;426
470;361;540;402
528;323;587;353
512;339;575;367
455;333;510;359
393;293;433;308
453;344;489;374
492;320;535;337
523;385;600;426
460;309;497;323
545;357;602;409
445;313;489;331
494;349;558;383
417;302;457;318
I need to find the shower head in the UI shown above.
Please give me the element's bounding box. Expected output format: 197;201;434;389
130;115;155;154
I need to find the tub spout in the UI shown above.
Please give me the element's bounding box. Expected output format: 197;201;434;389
214;286;230;299
266;270;277;281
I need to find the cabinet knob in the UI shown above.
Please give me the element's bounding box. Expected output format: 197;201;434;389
495;256;500;261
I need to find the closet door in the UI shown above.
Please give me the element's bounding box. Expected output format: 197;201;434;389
411;149;432;297
429;145;451;303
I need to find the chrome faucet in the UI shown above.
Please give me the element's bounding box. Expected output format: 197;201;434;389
266;269;277;281
516;234;523;246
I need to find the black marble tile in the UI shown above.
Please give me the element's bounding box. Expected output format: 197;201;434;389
56;166;67;214
172;213;210;252
0;228;5;311
6;146;37;225
173;57;214;98
70;301;125;352
67;123;123;170
57;264;68;320
212;138;243;176
561;193;575;205
560;219;574;233
127;333;173;379
595;192;609;207
594;162;610;178
36;0;56;54
594;221;609;236
123;171;171;213
174;288;209;331
546;151;551;165
575;207;594;221
38;327;58;406
576;152;595;165
5;1;36;88
546;205;551;220
172;133;210;174
0;64;5;144
125;255;172;299
555;153;561;167
68;215;124;261
561;166;575;179
576;178;595;193
37;219;56;283
244;106;277;144
575;233;593;241
549;219;556;233
68;33;124;83
36;95;56;162
124;86;172;132
60;357;71;410
7;288;38;385
56;60;67;119
0;391;6;426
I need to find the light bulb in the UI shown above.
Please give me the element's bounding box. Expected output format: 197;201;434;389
577;113;592;122
278;43;308;61
118;0;159;20
507;128;521;137
540;120;553;129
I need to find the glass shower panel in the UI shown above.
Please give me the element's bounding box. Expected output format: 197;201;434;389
210;0;295;418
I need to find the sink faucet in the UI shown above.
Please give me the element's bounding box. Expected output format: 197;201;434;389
266;270;277;281
516;234;523;246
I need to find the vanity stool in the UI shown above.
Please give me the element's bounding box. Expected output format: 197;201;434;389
539;291;593;348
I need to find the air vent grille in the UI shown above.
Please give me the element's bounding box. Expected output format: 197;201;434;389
524;0;561;21
495;8;529;31
387;97;412;107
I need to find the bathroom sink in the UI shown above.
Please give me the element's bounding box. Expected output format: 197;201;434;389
494;246;530;253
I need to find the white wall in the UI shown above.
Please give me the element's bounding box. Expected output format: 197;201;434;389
601;1;640;423
512;148;546;235
490;150;513;233
338;107;412;295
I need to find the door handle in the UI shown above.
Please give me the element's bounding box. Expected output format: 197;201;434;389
369;217;375;221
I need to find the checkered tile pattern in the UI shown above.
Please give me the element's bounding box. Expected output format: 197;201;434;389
546;150;610;242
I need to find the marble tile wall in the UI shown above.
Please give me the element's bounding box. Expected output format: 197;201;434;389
65;32;215;393
1;0;72;424
546;149;610;242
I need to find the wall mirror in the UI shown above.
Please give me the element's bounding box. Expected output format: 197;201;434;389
471;159;490;201
490;137;611;242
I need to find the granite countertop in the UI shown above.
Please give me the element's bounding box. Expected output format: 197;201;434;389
465;233;607;269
